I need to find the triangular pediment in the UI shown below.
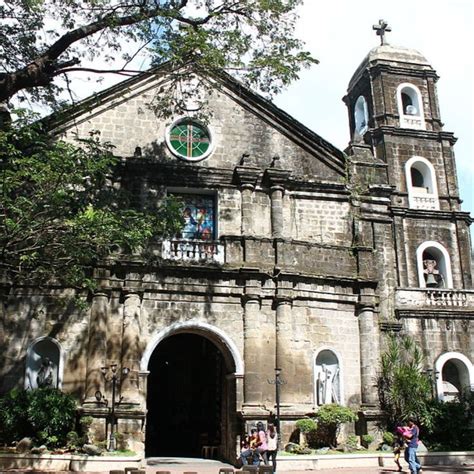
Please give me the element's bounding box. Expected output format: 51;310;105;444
45;62;347;181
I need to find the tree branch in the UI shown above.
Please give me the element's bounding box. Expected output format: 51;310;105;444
54;67;143;77
0;4;175;102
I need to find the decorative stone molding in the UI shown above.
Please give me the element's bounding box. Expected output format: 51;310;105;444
263;168;291;188
379;321;403;333
233;165;262;187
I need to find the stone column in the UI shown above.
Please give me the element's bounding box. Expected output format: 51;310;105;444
270;186;284;238
243;292;261;405
138;370;150;411
358;292;378;405
84;291;109;403
241;184;255;235
275;297;293;404
242;276;274;410
120;291;142;403
264;168;291;239
233;165;261;237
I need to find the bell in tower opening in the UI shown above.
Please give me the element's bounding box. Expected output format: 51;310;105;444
423;258;445;288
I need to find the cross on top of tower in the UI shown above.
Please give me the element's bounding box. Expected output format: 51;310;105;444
373;19;391;45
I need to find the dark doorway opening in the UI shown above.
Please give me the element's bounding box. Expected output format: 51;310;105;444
145;333;224;457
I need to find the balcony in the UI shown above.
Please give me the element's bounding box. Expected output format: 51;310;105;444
395;288;474;318
162;239;225;264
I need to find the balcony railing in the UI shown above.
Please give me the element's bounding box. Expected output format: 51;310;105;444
425;290;468;307
162;239;225;264
410;194;439;210
395;288;474;309
400;115;424;129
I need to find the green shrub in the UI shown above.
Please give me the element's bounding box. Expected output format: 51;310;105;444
27;388;77;448
361;434;374;448
66;431;82;450
295;418;317;433
346;434;358;450
423;394;474;451
79;415;94;442
0;388;77;448
382;431;395;445
314;404;357;448
79;416;93;429
0;388;32;443
295;418;318;447
113;432;127;451
377;335;433;428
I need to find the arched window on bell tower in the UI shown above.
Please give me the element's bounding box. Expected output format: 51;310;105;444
397;83;425;130
353;95;369;139
416;241;453;288
405;157;439;210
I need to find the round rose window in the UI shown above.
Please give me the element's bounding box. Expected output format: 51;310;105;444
166;119;213;161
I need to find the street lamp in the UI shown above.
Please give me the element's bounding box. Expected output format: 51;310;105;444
268;368;285;447
100;364;130;451
423;368;440;400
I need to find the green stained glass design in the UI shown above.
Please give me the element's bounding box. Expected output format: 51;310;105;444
169;120;211;159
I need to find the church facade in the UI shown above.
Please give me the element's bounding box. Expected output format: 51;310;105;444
1;30;473;459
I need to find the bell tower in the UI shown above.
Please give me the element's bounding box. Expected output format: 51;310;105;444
344;20;472;293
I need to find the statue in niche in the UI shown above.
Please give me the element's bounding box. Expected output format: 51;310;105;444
423;259;445;288
36;356;54;388
317;363;340;405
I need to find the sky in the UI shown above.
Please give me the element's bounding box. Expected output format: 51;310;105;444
63;0;473;225
275;0;473;221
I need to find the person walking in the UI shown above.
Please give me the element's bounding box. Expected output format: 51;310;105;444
404;417;422;474
256;421;269;465
266;422;278;473
394;424;410;471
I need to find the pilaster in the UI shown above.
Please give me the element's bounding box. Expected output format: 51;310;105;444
264;168;291;239
84;291;109;404
357;289;379;406
234;165;262;236
120;290;143;404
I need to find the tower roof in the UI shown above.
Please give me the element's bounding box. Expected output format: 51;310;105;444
348;43;434;90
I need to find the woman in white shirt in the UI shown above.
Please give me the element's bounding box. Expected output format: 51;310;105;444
266;423;278;472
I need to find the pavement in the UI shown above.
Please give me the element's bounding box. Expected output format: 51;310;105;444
2;458;474;473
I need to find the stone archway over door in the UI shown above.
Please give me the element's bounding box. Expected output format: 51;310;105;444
435;352;474;401
142;324;242;460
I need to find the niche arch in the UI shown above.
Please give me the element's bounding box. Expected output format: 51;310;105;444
405;156;439;210
397;83;425;130
314;347;344;406
416;241;453;288
25;336;64;389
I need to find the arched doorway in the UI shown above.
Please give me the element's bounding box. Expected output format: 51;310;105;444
435;352;474;402
145;332;234;457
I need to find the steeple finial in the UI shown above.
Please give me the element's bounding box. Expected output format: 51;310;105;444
373;19;391;46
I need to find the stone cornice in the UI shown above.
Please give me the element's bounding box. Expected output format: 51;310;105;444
396;309;474;320
391;207;472;224
370;63;439;80
369;126;457;145
263;168;292;188
233;165;262;187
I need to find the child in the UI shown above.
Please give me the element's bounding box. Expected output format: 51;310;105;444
393;425;410;471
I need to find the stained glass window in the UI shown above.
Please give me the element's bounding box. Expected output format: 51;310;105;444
168;119;212;160
174;194;215;241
